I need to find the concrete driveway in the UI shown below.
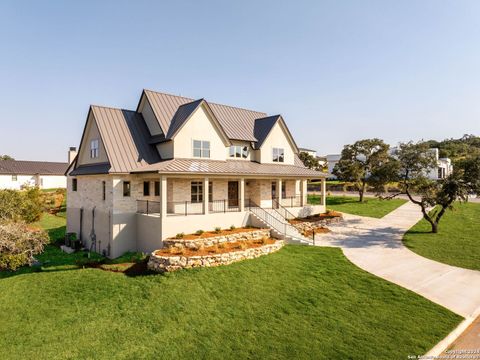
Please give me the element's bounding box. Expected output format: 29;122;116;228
317;201;480;318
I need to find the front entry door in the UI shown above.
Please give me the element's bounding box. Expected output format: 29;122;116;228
228;181;239;207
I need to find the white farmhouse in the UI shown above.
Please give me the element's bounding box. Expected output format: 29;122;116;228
66;89;328;258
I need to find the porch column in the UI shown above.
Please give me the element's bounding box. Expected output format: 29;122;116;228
203;177;209;214
321;178;326;206
160;175;167;218
239;178;245;211
276;178;282;206
301;179;308;206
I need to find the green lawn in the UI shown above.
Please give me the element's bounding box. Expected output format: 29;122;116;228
309;195;407;218
0;211;461;359
403;202;480;271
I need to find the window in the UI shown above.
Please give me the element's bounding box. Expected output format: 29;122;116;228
282;181;286;198
72;178;77;191
12;175;17;181
191;181;203;203
209;182;213;202
154;181;160;196
102;181;106;201
272;148;285;162
143;181;150;196
123;181;131;197
193;140;210;158
90;139;99;158
229;145;248;159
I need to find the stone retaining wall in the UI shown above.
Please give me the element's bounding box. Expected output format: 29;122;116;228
291;216;343;234
148;240;284;272
163;229;270;250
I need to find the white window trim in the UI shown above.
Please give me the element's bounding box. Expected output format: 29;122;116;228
90;139;99;159
192;139;211;158
229;145;249;159
272;147;285;163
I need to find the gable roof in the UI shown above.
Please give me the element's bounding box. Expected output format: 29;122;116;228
72;106;161;174
0;160;68;176
141;90;265;142
253;115;299;152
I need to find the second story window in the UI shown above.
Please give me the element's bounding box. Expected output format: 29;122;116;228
272;148;285;163
193;140;210;158
229;145;248;159
90;139;99;158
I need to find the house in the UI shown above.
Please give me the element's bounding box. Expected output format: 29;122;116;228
298;147;317;157
326;147;453;181
66;90;327;258
0;156;71;190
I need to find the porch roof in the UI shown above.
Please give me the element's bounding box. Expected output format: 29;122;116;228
130;158;327;178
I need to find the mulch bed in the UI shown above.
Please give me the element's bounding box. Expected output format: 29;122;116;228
302;227;330;238
174;227;263;240
289;211;342;224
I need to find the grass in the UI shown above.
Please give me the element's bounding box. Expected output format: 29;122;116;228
403;202;480;271
0;211;461;359
308;195;407;218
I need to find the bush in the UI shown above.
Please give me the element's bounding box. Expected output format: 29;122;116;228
214;227;221;233
175;233;184;239
230;225;236;231
0;221;49;271
0;187;43;223
195;230;204;235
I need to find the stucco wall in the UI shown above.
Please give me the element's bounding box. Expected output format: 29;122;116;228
39;175;66;189
77;112;109;166
139;97;163;136
136;214;162;253
0;174;36;190
0;174;66;190
259;122;295;165
172;105;227;161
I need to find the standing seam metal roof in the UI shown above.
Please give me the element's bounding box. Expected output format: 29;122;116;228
0;160;68;175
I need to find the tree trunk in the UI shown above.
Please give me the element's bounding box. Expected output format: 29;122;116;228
431;222;438;233
359;180;366;202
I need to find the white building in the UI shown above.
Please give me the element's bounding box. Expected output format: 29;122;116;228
0;157;70;190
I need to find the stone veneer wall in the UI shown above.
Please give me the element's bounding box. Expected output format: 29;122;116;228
148;240;284;272
290;216;343;234
163;229;270;250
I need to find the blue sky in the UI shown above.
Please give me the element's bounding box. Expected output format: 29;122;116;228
1;0;479;161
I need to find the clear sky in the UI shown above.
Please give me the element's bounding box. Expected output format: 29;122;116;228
1;0;479;161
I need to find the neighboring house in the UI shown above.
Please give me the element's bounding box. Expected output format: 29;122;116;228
298;147;317;157
66;89;327;258
0;158;70;190
326;147;453;181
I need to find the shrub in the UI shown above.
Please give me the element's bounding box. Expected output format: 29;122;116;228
175;233;184;239
214;227;221;233
0;187;43;223
0;221;49;271
229;225;236;231
218;242;226;249
260;236;269;245
195;230;204;235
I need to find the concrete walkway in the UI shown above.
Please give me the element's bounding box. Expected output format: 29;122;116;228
317;201;480;318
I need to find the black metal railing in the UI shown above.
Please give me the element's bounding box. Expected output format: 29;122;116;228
167;201;204;216
209;199;240;213
137;200;161;215
279;195;303;208
272;198;297;220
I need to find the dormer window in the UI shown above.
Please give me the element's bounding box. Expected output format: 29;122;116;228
272;148;284;162
193;140;210;158
229;145;248;159
90;139;99;158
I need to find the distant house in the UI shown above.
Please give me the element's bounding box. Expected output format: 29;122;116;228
298;147;317;157
325;148;453;181
0;149;74;190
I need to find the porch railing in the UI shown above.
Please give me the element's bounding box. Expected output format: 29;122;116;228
279;195;303;208
167;201;204;216
137;200;161;215
209;199;240;213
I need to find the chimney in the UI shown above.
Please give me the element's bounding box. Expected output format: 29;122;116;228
68;147;77;164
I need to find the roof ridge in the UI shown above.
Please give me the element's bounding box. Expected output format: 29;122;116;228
145;88;267;115
90;104;136;112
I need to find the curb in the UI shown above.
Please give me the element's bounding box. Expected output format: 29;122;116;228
425;307;480;357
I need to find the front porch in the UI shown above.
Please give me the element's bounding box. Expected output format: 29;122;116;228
136;177;326;217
